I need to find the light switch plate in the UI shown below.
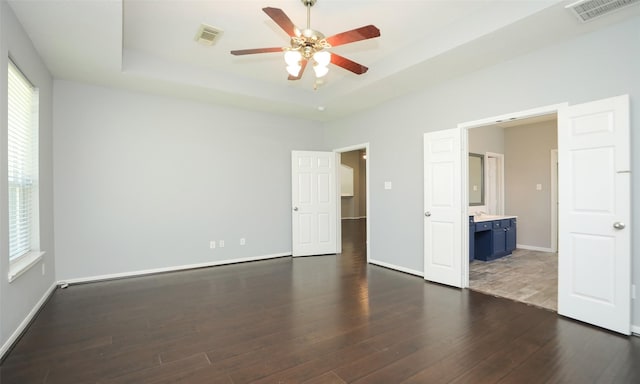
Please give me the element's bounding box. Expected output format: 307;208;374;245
384;181;392;190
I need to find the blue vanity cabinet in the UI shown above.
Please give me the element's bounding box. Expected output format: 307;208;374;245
492;221;507;256
473;217;517;261
473;222;492;261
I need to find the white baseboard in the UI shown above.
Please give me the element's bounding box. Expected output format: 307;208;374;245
341;216;366;220
1;282;57;360
632;325;640;337
517;244;555;253
369;259;424;277
60;252;291;285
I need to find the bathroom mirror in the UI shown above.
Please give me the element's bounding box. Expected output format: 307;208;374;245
469;153;484;206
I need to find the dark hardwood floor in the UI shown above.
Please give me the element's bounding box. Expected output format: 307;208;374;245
2;218;639;383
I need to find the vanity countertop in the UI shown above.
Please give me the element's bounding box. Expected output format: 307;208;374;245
472;214;517;223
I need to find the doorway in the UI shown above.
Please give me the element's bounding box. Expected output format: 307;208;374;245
335;144;370;264
467;116;559;310
424;96;631;334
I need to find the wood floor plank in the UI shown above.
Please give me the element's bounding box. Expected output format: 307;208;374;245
405;312;557;384
302;371;347;384
1;219;639;383
98;353;211;384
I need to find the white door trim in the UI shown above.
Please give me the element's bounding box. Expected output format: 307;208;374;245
484;152;505;215
550;149;558;253
333;143;370;264
459;103;567;130
459;102;567;288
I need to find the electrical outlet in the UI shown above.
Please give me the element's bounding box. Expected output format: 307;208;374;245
42;263;45;276
240;238;246;246
210;241;216;249
219;240;225;248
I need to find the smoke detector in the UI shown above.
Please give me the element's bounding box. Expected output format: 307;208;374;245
195;24;223;46
566;0;640;22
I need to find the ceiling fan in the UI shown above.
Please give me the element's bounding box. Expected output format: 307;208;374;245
230;0;380;82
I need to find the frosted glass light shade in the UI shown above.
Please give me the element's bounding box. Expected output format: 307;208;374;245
286;65;301;76
284;50;302;66
313;64;329;78
313;51;331;66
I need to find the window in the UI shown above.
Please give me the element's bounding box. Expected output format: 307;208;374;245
7;59;41;277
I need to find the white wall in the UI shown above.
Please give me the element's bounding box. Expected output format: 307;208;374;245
323;17;640;326
53;81;323;281
0;1;56;354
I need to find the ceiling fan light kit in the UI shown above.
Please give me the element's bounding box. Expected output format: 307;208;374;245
230;0;380;87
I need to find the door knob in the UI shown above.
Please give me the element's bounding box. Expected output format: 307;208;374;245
293;207;299;212
613;222;625;230
425;211;431;217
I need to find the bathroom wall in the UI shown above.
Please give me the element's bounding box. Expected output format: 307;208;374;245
504;120;558;250
468;125;505;154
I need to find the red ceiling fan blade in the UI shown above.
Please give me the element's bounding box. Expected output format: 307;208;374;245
288;59;308;80
263;7;297;37
230;47;284;55
325;25;380;47
330;53;369;75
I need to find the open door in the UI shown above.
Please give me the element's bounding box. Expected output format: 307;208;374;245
291;151;337;257
558;95;631;335
424;129;463;287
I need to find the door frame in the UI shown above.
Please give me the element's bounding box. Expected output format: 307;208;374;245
484;152;505;215
551;149;558;253
458;103;567;288
333;143;371;264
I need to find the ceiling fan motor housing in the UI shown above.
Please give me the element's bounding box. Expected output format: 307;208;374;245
291;29;330;59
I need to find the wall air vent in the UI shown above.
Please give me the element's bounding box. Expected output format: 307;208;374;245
195;24;223;46
566;0;640;22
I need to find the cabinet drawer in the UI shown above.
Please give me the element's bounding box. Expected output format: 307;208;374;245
475;222;492;232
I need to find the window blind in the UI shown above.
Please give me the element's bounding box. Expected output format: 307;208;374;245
8;60;38;261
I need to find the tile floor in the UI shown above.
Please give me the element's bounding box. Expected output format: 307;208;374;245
469;248;558;311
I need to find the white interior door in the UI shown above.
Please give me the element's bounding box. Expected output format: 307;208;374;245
291;151;337;257
424;129;462;287
558;95;630;335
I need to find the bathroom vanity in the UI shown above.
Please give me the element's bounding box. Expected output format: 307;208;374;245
469;215;517;261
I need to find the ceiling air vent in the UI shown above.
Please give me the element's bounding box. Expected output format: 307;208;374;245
195;24;223;46
566;0;640;22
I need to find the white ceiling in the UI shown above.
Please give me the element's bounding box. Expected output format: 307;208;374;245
7;0;640;121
